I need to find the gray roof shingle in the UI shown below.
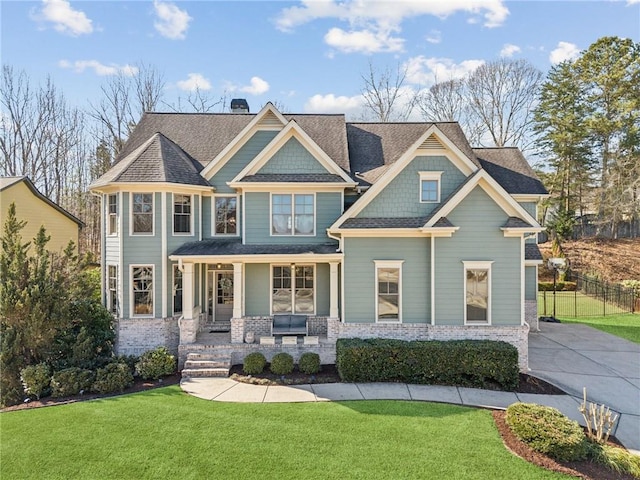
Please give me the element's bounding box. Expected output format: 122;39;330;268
503;217;535;228
171;239;339;256
475;148;548;195
525;244;543;261
339;215;455;229
240;173;346;183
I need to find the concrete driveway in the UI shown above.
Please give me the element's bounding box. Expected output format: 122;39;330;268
529;322;640;451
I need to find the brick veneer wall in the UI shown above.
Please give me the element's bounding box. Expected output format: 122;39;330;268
115;317;179;356
231;316;329;343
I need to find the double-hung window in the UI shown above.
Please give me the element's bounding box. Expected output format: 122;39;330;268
132;266;154;316
419;172;442;203
173;265;183;315
173;194;192;234
271;194;314;235
107;265;118;315
214;196;237;235
272;265;314;314
108;194;118;235
132;193;153;234
463;261;492;324
375;260;403;322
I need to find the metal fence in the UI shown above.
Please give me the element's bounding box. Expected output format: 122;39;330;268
538;273;637;318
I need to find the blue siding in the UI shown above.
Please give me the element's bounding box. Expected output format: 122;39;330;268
434;187;521;326
525;266;537;301
359;155;467;218
343;237;430;323
258;137;328;174
202;195;212;239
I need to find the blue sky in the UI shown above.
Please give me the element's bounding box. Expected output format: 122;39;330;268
2;0;639;118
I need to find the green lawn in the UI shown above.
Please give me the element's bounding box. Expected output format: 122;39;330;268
559;313;640;344
538;291;630;318
1;387;570;480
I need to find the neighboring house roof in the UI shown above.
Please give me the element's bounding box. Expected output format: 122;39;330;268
171;239;339;256
92;133;210;187
525;243;543;261
474;148;548;195
0;176;84;227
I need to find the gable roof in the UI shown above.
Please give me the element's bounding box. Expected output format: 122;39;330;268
91;133;210;188
474;148;548;195
1;176;84;227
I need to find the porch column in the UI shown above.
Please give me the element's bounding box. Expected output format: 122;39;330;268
329;261;339;318
183;263;194;320
232;262;243;318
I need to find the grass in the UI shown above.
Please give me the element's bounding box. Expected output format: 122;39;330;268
0;387;571;480
538;291;630;318
559;313;640;344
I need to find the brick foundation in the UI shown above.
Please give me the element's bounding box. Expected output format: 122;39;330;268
115;317;179;356
231;316;329;343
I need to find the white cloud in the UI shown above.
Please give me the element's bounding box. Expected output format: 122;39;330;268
324;27;403;54
500;43;521;57
58;59;138;76
153;0;191;40
627;0;639;4
176;73;211;92
426;30;441;44
549;41;580;64
227;77;270;96
304;93;364;115
404;56;485;85
34;0;93;36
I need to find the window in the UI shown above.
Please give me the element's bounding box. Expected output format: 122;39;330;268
132;193;153;234
271;194;315;236
463;261;492;324
108;194;118;235
375;261;403;322
132;266;153;316
107;265;118;315
173;194;192;234
214;196;237;235
173;265;183;315
272;265;314;314
419;172;442;203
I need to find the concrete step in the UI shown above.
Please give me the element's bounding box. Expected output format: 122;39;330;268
184;359;230;369
205;322;231;332
186;352;231;361
181;367;230;378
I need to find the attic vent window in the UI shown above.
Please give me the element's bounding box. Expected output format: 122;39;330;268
420;135;444;150
230;98;250;113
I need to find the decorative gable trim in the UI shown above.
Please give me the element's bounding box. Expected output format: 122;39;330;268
200;103;288;180
422;170;541;232
329;125;478;230
229;120;356;185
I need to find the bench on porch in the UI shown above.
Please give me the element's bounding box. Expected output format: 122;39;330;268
271;314;308;336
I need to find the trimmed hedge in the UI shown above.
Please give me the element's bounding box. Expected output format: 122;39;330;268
270;353;294;375
506;403;589;462
243;352;267;375
135;347;176;380
298;352;321;375
336;338;519;390
92;362;134;394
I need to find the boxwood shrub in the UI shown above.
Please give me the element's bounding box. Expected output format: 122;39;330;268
506;403;589;462
20;363;51;400
92;362;134;394
51;368;94;397
336;338;519;390
298;352;321;375
243;352;267;375
135;347;176;380
270;353;294;375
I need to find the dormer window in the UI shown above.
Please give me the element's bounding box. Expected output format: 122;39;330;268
419;172;443;203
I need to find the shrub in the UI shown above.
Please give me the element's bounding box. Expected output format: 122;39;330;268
135;347;176;380
506;403;589;462
20;363;51;400
590;444;640;478
51;368;94;397
270;353;294;375
336;338;519;390
243;352;267;375
116;355;139;376
92;362;134;394
538;281;577;291
298;352;321;375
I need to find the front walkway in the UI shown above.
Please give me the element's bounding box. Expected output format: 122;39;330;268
529;322;640;452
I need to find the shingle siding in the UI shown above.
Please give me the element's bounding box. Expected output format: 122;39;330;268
257;137;329;174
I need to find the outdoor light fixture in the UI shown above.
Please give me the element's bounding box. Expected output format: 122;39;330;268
540;257;567;323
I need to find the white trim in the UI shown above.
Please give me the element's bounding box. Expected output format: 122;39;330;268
198;195;202;241
200;103;288;179
100;194;105;305
118;192;123;318
227;182;351;192
230;120;355;184
430;236;435;325
106;263;118;316
524;259;544;266
129;192;155;236
92;182;213;195
172;193;194;236
212;194;240;237
340;260;345;323
462;261;493;326
169;253;344;264
161;193;167;318
107;193;119;236
269;263;317;316
241;193;246;244
329;125;478;230
521;237;525;326
270;192;316;237
331;228;459;238
418;171;443;203
130;264;155;318
512;194;550;202
374;260;404;323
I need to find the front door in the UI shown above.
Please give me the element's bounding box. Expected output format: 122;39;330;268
208;271;233;322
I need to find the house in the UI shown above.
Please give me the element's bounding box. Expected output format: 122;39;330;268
0;176;83;253
89;102;547;371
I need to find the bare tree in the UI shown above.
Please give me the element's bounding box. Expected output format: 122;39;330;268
164;87;227;113
360;62;416;122
465;59;543;152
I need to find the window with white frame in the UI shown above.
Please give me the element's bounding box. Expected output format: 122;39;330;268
107;265;118;315
173;194;192;234
375;261;403;322
132;266;153;316
173;265;183;315
272;265;314;314
463;261;492;324
132;193;153;234
214;196;237;235
108;194;118;235
271;194;314;236
419;172;442;203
